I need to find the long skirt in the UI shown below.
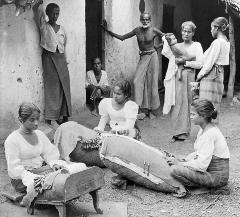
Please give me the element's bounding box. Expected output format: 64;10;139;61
171;156;229;188
133;51;160;110
170;68;195;138
199;65;224;112
42;49;72;120
11;165;53;193
86;85;111;111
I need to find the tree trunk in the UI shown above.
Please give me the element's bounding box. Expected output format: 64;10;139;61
227;15;236;98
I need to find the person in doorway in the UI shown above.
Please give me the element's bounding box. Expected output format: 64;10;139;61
86;57;111;116
197;17;230;122
167;99;230;198
33;0;72;125
164;21;203;142
102;12;164;119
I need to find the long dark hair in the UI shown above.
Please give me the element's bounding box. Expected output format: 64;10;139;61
18;102;40;123
114;80;132;99
46;3;60;16
211;17;229;35
191;99;217;123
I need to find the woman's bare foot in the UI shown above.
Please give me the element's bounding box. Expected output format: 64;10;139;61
137;113;146;120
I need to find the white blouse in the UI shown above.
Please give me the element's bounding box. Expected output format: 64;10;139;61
198;38;230;77
4;130;60;189
96;98;139;131
36;7;66;53
182;126;230;172
184;42;204;69
85;70;109;88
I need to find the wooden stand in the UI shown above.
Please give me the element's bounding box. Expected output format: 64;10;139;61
3;166;105;217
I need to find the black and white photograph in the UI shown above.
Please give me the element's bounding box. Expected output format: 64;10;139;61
0;0;240;216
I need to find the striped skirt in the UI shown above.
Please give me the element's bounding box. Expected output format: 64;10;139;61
171;156;229;188
199;65;224;112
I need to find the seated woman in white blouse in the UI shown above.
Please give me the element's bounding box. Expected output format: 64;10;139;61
4;103;86;195
94;80;140;140
167;99;230;198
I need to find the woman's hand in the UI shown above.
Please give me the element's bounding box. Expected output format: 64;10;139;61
110;129;129;136
196;74;204;82
166;157;179;166
175;57;186;65
52;164;64;171
93;127;103;133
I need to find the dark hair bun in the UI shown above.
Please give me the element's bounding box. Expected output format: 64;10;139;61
211;109;218;120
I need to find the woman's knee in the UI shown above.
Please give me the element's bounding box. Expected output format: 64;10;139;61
170;165;181;177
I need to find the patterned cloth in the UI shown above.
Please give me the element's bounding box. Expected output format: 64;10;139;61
170;68;195;138
199;65;224;111
133;51;160;110
171;156;229;188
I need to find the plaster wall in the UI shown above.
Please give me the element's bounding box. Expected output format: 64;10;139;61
0;0;85;140
104;0;140;84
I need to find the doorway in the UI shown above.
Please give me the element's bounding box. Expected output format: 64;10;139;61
85;0;104;71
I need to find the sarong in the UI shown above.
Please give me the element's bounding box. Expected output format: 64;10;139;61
170;68;195;138
171;156;229;188
199;65;224;112
42;49;72;120
133;51;160;110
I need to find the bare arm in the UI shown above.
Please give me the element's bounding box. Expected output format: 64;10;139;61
153;28;164;50
32;0;43;12
102;25;136;41
32;0;45;27
153;27;165;38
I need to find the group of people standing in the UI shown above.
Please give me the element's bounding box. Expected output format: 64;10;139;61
163;17;230;143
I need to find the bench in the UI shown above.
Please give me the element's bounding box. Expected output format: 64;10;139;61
2;166;105;217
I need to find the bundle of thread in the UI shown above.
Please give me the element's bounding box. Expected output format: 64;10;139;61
78;133;102;151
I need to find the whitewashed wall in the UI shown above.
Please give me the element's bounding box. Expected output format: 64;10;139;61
0;0;85;140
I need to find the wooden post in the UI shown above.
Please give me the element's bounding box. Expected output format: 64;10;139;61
227;15;236;98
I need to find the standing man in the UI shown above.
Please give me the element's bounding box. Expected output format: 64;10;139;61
102;12;164;119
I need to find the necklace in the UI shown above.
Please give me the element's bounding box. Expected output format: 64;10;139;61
19;126;33;135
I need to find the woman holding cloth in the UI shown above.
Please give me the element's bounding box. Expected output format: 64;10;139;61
163;21;203;142
197;17;230;120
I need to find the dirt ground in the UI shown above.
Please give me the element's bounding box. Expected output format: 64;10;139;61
0;98;240;217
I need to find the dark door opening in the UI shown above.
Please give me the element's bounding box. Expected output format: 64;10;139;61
85;0;104;71
162;4;175;80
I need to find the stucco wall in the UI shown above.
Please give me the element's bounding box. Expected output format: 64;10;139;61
104;0;140;84
0;0;85;140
